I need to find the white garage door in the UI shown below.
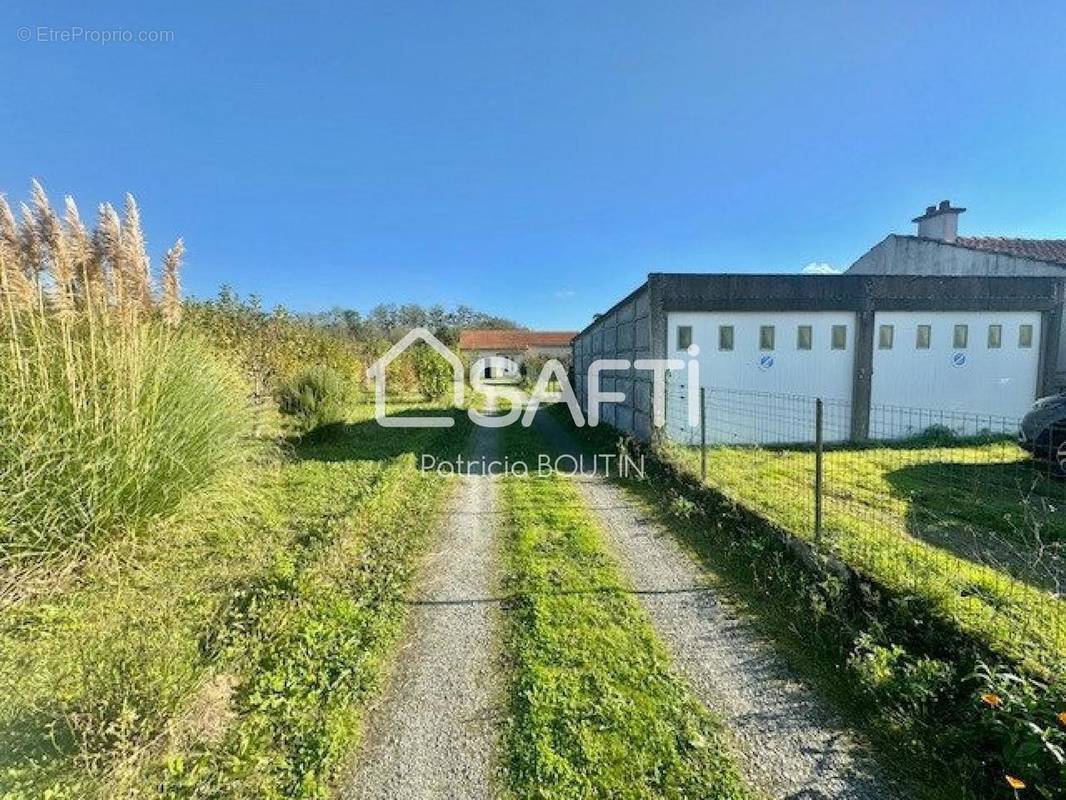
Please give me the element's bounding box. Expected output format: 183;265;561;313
666;311;856;444
870;311;1042;437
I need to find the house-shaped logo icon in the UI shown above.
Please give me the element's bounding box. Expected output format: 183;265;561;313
365;328;466;427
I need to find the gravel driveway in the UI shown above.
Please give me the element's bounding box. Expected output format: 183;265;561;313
340;420;503;800
533;410;907;800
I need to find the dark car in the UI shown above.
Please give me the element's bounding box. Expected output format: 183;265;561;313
1019;393;1066;473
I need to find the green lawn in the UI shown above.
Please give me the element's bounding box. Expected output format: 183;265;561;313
553;408;1066;797
0;402;466;800
500;421;755;800
666;439;1066;675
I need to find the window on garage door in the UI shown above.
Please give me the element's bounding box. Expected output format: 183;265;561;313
953;324;969;348
987;324;1002;349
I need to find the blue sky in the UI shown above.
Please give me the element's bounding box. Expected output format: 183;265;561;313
3;2;1066;329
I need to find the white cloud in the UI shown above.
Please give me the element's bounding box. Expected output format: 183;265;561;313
801;262;841;275
553;289;576;299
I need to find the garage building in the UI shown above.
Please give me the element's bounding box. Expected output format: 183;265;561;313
574;201;1066;444
571;273;1064;444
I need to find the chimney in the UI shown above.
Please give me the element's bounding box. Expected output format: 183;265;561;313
912;199;966;243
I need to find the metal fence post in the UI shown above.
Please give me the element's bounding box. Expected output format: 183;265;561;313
814;398;824;542
700;386;707;481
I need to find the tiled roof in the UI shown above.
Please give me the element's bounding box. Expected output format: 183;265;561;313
953;236;1066;266
458;329;577;350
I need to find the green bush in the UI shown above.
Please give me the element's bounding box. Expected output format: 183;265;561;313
276;366;351;437
0;317;253;561
909;423;958;445
185;290;367;401
410;344;453;400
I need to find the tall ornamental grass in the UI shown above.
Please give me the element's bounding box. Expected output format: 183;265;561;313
0;181;252;563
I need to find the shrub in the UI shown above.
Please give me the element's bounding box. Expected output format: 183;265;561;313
521;353;546;389
410;343;453;400
912;423;958;445
276;365;351;436
522;351;572;391
0;181;253;562
185;290;367;401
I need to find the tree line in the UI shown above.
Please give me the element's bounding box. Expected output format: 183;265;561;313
307;301;520;346
205;286;519;347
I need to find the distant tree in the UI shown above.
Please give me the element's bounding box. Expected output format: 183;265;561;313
304;302;521;345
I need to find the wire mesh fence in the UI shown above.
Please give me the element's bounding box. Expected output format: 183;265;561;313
663;379;1066;670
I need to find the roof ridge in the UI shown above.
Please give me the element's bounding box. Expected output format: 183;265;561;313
897;234;1066;267
957;235;1066;243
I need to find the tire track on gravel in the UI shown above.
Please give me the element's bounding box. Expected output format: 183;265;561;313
342;419;503;800
532;409;907;800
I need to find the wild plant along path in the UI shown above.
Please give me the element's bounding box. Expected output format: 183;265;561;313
342;419;503;800
532;410;907;800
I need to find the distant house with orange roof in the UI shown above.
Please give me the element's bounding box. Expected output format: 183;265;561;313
458;329;576;379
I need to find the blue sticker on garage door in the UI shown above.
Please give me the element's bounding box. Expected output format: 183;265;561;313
758;355;774;370
951;352;967;367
